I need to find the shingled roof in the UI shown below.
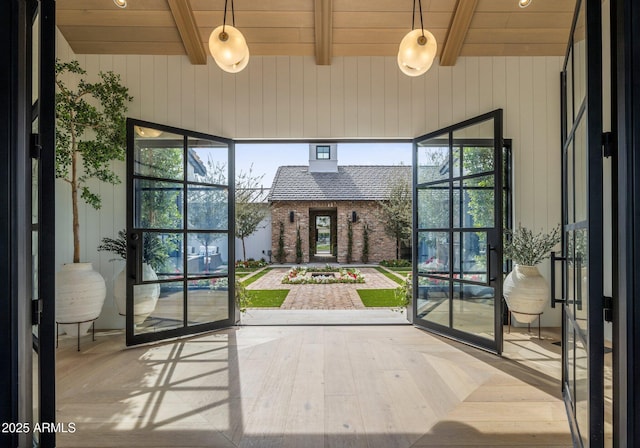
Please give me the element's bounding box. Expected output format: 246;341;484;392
268;165;411;201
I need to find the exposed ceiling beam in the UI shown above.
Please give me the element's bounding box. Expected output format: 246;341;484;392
314;0;332;65
167;0;207;65
439;0;478;66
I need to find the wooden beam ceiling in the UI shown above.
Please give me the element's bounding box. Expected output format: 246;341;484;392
314;0;332;65
439;0;478;66
167;0;207;65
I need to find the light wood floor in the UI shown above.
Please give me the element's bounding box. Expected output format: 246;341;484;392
56;326;573;448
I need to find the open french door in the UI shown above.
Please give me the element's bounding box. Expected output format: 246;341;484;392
126;119;236;346
412;110;504;354
555;0;605;445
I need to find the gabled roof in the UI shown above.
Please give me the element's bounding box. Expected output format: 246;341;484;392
268;165;411;202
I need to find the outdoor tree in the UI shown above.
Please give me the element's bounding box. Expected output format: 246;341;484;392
55;59;132;263
235;168;268;261
378;178;412;260
187;158;228;271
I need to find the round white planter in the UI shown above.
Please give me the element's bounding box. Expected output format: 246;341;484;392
56;263;106;336
503;264;548;324
113;263;160;324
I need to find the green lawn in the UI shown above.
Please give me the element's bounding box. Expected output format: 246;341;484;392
387;266;412;272
240;267;271;286
357;289;403;307
375;267;405;285
246;289;289;307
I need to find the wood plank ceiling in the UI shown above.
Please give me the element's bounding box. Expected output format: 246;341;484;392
56;0;575;66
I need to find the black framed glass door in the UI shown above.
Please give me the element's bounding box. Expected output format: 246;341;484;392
557;0;605;445
126;119;235;346
29;0;56;446
413;110;504;354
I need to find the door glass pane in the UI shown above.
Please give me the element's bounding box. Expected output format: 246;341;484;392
463;176;494;228
574;115;588;222
566;231;576;319
462;146;494;176
417;134;449;184
142;232;183;280
134;281;184;334
565;47;574;130
452;283;495;337
417;185;449;229
187;185;228;230
187;232;228;276
567;141;575;223
134;179;183;229
575;336;589;446
134;132;184;181
32;13;39;104
187;277;230;325
188;138;228;184
573;1;586;113
417;231;449;277
574;229;588;334
567;325;576;408
416;276;450;327
455;232;487;282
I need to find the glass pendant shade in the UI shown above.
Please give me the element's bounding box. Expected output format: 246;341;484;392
397;28;437;77
209;25;250;73
134;126;162;138
518;0;532;7
113;0;127;8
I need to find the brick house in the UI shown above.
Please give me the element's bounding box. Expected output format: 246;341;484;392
268;144;411;264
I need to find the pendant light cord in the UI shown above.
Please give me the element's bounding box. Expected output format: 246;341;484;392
222;0;228;32
411;0;426;38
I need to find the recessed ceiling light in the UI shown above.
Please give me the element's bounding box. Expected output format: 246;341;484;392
113;0;127;9
518;0;532;8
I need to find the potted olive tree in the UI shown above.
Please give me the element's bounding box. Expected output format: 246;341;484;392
55;60;133;335
503;225;561;324
98;230;166;324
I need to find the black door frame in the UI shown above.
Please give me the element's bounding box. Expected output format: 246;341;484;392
0;0;56;447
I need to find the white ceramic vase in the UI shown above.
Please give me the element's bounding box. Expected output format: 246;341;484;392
113;263;160;324
56;263;107;336
503;264;548;324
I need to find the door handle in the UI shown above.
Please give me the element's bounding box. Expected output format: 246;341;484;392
129;232;141;282
550;251;566;308
487;244;496;283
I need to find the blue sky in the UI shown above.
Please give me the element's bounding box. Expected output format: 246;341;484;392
235;142;412;188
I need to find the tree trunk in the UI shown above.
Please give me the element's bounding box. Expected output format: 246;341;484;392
242;237;247;262
71;124;80;263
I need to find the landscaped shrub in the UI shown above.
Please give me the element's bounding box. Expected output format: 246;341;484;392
282;266;365;284
362;223;369;263
380;259;412;268
295;226;303;264
346;219;353;263
276;221;286;263
235;259;268;269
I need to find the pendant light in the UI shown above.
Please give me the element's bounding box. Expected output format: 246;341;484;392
113;0;127;8
518;0;532;8
397;0;437;77
208;0;250;73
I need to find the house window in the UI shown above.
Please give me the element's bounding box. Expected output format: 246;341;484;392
316;145;330;159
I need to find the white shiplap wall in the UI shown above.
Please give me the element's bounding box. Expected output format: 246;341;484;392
56;29;563;329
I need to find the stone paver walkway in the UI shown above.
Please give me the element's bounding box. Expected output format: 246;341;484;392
245;267;403;310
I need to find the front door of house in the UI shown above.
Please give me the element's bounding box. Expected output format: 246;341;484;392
412;110;504;354
125;119;235;346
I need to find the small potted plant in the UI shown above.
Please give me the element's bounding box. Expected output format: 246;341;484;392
503;225;561;323
98;230;167;324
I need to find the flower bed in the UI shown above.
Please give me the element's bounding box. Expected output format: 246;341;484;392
282;266;365;284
